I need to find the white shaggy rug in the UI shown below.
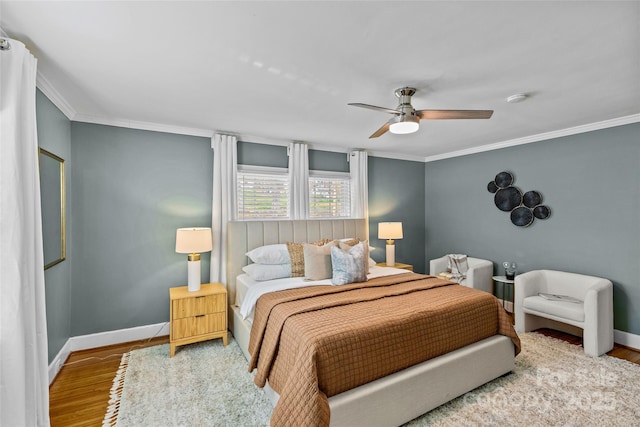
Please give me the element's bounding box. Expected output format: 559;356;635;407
104;333;640;426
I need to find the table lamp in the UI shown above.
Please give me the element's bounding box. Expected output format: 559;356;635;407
378;222;403;266
175;227;213;292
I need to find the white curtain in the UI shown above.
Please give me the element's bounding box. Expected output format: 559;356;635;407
350;150;368;218
288;142;309;219
0;38;50;426
210;134;237;284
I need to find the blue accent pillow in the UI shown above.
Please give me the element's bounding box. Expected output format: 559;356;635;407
330;243;367;285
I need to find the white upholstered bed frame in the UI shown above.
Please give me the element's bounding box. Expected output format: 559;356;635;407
226;219;515;427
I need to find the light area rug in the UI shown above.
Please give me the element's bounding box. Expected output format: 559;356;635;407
104;333;640;426
103;338;271;427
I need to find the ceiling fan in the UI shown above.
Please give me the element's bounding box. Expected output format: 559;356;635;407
348;87;493;138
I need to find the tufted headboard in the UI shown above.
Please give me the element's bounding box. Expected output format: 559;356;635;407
226;219;368;309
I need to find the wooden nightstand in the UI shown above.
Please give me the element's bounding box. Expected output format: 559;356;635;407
169;283;228;357
376;262;414;271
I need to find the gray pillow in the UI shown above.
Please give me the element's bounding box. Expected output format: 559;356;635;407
330;243;367;285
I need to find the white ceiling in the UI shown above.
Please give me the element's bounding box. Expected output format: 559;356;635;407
2;1;639;161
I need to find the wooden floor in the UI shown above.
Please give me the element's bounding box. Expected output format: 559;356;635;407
49;330;639;426
49;335;169;427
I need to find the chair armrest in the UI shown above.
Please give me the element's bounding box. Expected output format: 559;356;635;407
514;270;545;333
429;256;448;275
584;279;614;356
466;259;493;293
515;270;545;299
584;279;613;315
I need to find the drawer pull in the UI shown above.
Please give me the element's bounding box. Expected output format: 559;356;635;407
196;296;205;299
195;314;205;318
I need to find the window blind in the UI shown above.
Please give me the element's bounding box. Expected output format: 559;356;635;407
237;169;289;219
309;174;351;218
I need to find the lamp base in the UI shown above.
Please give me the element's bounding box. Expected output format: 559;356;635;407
187;259;201;292
386;244;395;267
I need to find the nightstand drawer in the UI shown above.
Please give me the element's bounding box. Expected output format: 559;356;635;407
172;312;226;340
172;293;225;319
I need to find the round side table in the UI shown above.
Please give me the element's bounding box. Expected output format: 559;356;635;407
492;275;515;312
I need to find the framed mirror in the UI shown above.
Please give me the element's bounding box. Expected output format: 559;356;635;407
39;148;66;269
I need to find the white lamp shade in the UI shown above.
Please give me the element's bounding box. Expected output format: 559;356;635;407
378;222;403;240
175;227;213;254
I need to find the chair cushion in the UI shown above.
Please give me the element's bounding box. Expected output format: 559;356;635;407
523;296;585;323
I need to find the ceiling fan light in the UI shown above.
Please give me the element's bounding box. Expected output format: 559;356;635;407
389;115;420;134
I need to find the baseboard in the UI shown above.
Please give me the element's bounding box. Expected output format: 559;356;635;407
48;322;169;385
614;329;640;351
67;322;169;352
48;339;72;384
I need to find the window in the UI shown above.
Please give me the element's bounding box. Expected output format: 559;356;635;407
237;166;289;219
309;171;351;218
236;166;351;220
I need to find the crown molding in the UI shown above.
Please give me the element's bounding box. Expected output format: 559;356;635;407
36;72;76;120
423;114;640;163
237;135;425;161
72;114;214;138
235;133;291;147
34;76;638;163
367;149;426;162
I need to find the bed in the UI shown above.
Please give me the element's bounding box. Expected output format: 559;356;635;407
226;219;519;427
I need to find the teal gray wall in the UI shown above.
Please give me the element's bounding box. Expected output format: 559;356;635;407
309;149;349;172
425;123;640;335
237;141;350;172
36;90;72;362
369;157;426;272
238;141;287;168
70;124;212;336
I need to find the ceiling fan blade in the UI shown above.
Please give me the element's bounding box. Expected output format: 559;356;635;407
369;122;390;139
416;109;494;120
348;103;400;115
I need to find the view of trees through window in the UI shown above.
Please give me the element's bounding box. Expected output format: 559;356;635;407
237;171;289;219
309;175;350;218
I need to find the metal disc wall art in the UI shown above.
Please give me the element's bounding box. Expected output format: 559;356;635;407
487;171;551;227
494;187;522;211
511;206;534;227
523;191;541;208
494;171;514;188
533;205;551;219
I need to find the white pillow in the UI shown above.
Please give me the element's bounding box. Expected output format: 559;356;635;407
242;263;291;281
246;244;290;265
368;257;377;269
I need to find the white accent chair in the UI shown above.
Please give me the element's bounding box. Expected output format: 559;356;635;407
429;256;493;294
514;270;614;357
